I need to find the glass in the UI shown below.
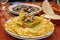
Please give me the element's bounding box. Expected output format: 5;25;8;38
57;0;60;6
0;0;9;25
0;11;10;25
0;0;8;10
0;0;8;17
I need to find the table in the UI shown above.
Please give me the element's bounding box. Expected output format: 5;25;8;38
0;2;60;40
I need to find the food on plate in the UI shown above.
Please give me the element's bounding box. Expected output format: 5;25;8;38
4;11;54;38
13;5;40;13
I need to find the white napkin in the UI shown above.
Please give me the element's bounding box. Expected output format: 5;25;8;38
42;0;60;19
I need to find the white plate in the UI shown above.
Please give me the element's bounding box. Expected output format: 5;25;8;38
9;3;42;15
4;18;54;40
44;14;60;20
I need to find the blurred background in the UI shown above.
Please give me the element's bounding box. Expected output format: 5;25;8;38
8;0;54;2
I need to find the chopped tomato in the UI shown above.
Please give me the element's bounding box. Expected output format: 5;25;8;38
22;24;27;28
22;18;25;21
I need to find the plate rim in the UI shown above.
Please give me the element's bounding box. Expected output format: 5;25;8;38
44;14;60;20
9;3;42;15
